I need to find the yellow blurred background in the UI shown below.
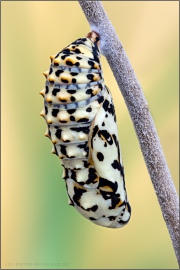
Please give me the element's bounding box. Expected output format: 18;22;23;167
2;1;179;269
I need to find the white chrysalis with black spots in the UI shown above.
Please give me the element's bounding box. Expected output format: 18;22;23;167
40;32;131;228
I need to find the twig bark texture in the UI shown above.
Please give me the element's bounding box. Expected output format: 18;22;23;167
78;1;179;265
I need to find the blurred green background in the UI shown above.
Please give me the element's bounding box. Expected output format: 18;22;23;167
2;1;179;269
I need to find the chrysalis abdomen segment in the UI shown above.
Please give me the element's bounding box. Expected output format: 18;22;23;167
40;33;131;228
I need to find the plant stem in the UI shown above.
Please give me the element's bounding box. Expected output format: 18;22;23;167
79;0;179;265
